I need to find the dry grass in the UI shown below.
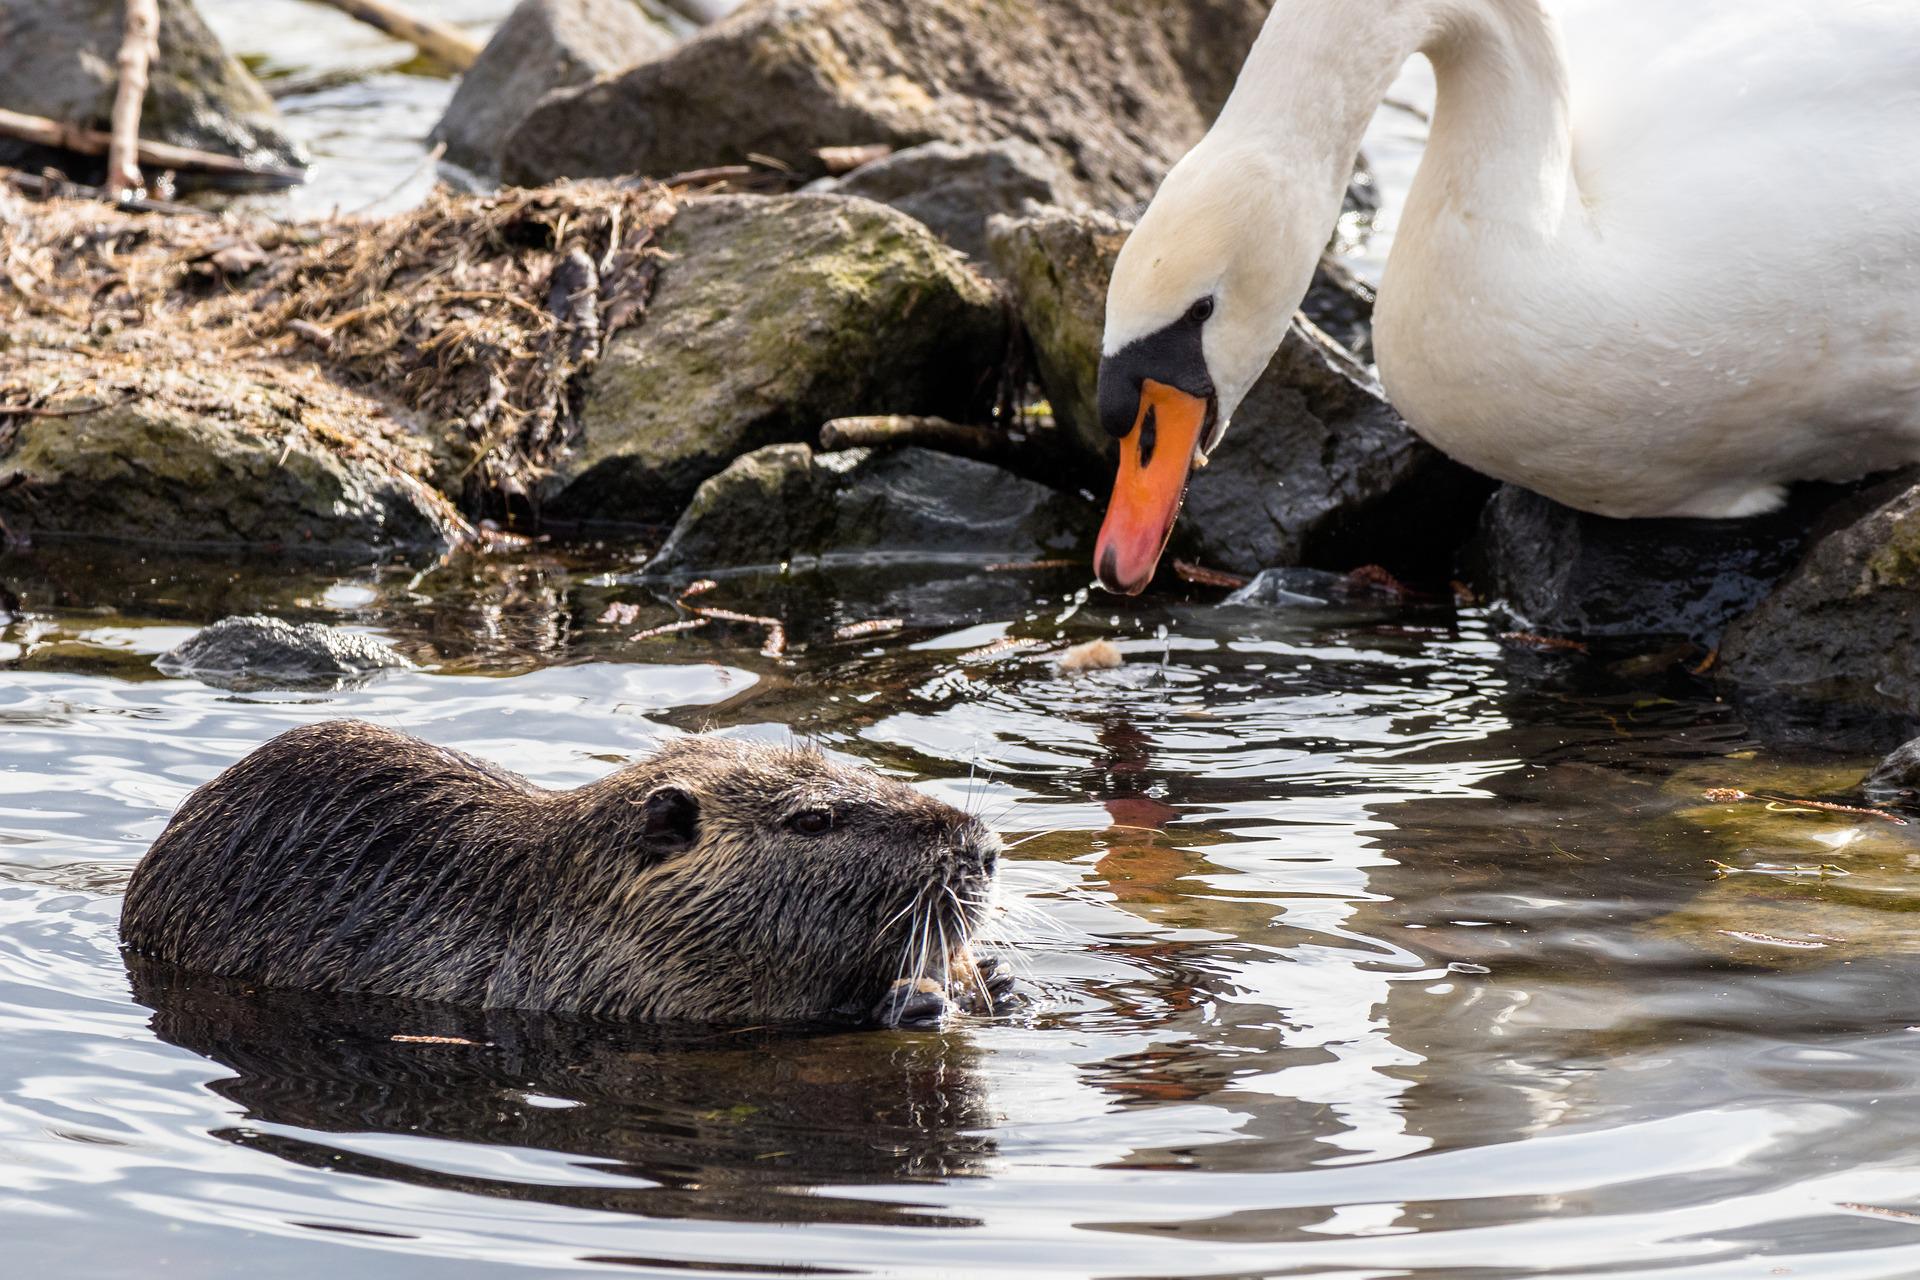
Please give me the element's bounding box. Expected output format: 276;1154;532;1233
0;180;678;512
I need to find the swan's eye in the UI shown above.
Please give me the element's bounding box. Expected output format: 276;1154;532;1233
787;809;833;836
1186;297;1215;324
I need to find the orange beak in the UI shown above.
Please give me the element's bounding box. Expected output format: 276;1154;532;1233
1093;380;1210;595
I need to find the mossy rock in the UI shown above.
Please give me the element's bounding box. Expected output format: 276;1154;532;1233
0;382;469;557
549;194;1006;523
1720;470;1920;716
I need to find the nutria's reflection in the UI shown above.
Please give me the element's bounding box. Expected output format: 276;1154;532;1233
129;958;994;1228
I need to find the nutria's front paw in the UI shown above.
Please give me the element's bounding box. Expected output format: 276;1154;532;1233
872;978;951;1029
960;955;1021;1015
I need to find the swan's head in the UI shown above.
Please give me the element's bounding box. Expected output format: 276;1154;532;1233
1094;145;1323;595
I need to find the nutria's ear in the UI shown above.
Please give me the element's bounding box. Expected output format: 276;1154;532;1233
640;786;700;854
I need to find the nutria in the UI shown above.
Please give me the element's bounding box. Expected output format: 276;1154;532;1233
120;721;1008;1027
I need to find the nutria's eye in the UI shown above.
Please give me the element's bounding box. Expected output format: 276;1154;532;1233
786;809;833;836
1186;297;1215;325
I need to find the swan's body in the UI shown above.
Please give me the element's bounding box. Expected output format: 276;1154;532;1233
1092;0;1920;592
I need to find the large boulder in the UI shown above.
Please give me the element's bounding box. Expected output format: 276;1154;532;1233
647;443;1092;573
0;369;471;557
1719;473;1920;715
432;0;677;176
819;140;1081;266
1469;483;1839;642
0;0;304;174
987;206;1485;574
548;193;1006;523
501;0;1269;200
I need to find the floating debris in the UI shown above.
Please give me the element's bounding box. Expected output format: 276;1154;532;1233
1347;564;1413;596
691;606;786;658
1702;788;1907;825
678;579;719;601
1839;1203;1920;1222
956;637;1045;664
833;618;904;641
1499;631;1589;654
1172;559;1249;589
1058;639;1124;674
1718;931;1830;949
600;601;644;626
390;1034;480;1046
629;618;710;642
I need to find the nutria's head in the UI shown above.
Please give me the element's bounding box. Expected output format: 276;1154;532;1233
551;736;1002;1025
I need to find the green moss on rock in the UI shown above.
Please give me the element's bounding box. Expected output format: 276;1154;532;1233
550;194;1006;523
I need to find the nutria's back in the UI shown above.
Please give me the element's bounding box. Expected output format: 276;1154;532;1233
121;721;1000;1025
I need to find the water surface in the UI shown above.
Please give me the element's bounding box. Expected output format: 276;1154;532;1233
4;543;1919;1277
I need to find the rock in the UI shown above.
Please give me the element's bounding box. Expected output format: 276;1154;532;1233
820;140;1081;266
155;616;410;690
987;206;1484;574
646;443;1091;573
1473;482;1850;642
0;0;304;176
432;0;677;177
0;372;471;558
550;194;1006;523
1182;320;1486;574
501;0;1269;201
1719;472;1920;715
1863;736;1920;806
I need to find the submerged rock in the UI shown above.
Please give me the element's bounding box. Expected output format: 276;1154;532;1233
647;443;1092;573
819;140;1081;266
1474;483;1851;643
501;0;1268;201
432;0;677;176
1719;473;1920;716
0;370;471;557
1863;736;1920;806
156;616;410;690
0;0;303;175
987;206;1485;574
550;194;1006;523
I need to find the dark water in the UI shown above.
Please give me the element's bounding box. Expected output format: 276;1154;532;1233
5;541;1920;1278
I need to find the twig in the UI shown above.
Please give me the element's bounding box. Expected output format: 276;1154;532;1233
833;618;903;641
819;415;1016;465
629;618;711;642
107;0;160;196
0;107;305;187
1702;788;1908;825
304;0;482;70
1499;631;1589;654
817;144;892;175
0;392;138;419
1172;559;1248;589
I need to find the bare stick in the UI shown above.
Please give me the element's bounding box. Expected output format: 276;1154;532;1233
305;0;482;71
0;108;304;187
1;165;209;216
107;0;160;196
819;415;1012;461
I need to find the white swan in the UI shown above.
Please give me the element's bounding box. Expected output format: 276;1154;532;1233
1091;0;1920;594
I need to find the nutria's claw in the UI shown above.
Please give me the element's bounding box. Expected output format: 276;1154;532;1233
959;956;1022;1015
872;979;951;1029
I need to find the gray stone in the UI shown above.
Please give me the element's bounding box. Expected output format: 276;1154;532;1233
433;0;676;177
500;0;1270;201
647;443;1092;573
549;193;1006;523
1863;736;1920;806
986;205;1483;574
1719;472;1920;714
155;616;409;690
0;0;304;174
823;140;1081;266
1470;484;1839;643
0;382;471;558
1181;319;1486;574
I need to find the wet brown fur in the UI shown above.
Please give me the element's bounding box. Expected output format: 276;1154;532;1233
120;722;997;1025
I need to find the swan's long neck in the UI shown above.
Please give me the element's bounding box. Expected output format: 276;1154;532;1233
1211;0;1579;243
